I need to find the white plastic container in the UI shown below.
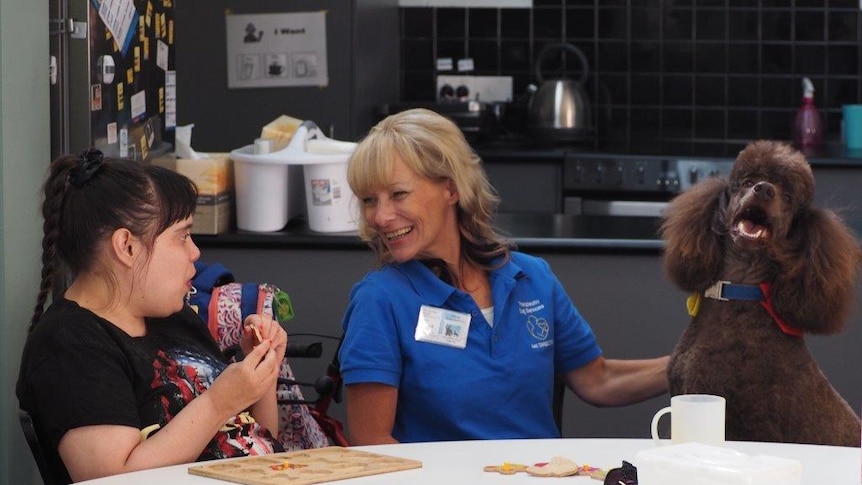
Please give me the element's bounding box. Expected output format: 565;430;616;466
230;121;358;233
229;145;304;232
292;125;359;233
635;442;803;485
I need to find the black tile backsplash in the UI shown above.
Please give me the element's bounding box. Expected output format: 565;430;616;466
399;1;862;154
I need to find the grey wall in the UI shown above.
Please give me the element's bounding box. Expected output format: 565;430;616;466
174;0;400;153
0;2;51;485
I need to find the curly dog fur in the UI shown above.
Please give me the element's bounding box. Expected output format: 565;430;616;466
660;140;862;446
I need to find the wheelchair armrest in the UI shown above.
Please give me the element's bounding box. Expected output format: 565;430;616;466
286;342;323;358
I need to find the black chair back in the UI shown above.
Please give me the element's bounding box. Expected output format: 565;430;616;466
278;336;349;446
18;408;71;485
553;377;566;434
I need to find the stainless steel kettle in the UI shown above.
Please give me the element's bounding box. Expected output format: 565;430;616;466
528;43;592;142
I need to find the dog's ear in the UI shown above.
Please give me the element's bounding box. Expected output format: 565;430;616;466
770;207;862;334
660;177;729;292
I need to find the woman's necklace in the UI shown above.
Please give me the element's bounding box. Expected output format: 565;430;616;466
459;263;491;308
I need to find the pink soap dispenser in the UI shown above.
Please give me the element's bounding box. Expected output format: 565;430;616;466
793;77;823;149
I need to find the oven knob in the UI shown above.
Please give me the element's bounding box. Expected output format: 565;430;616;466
636;166;646;185
615;165;624;186
456;85;470;101
595;163;604;184
439;84;455;101
573;164;583;183
689;167;699;185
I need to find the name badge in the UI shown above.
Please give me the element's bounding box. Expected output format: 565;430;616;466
414;305;471;349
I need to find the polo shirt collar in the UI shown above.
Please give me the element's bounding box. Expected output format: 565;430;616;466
393;257;525;307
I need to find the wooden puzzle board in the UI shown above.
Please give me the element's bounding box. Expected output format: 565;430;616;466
188;447;423;485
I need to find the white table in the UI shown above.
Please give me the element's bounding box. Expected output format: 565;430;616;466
77;438;860;484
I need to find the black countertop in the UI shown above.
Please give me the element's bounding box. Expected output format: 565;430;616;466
471;137;862;167
194;213;665;253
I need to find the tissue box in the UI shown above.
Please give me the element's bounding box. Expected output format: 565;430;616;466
260;114;303;151
176;154;233;235
635;442;803;485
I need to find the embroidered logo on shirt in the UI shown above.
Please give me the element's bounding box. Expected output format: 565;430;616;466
519;299;551;346
526;315;550;340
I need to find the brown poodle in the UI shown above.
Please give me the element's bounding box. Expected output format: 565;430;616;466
660;140;862;446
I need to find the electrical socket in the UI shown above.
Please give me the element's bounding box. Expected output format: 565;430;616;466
436;75;513;103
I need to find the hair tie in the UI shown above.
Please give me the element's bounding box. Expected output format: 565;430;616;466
68;148;104;187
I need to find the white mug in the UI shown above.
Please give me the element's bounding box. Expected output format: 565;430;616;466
651;394;726;446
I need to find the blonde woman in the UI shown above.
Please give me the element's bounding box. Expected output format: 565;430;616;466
339;109;669;445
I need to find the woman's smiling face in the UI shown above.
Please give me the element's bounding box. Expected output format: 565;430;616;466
359;155;460;264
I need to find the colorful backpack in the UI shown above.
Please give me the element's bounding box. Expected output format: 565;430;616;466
190;261;330;450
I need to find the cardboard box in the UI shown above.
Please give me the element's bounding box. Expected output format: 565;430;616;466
176;153;233;235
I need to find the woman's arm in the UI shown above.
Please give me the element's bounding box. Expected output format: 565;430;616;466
57;341;282;482
543;256;669;408
562;355;669;407
344;383;400;445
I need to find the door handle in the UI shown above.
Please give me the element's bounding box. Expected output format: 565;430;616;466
49;18;86;39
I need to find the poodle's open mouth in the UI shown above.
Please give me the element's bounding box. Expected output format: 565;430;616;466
731;207;772;241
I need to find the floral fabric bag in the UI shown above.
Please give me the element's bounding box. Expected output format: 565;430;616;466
190;261;330;450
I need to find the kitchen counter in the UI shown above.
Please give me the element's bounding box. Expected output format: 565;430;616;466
194;143;862;253
193;213;665;253
472;138;862;167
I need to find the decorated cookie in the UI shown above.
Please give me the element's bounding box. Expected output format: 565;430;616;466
483;462;529;475
580;465;607;480
526;456;580;477
484;458;610;480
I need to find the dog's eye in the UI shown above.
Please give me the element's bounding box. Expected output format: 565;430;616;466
742;179;754;188
783;193;792;203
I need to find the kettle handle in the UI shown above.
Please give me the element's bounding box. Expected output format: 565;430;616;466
534;43;589;85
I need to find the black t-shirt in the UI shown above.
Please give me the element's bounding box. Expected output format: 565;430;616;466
17;298;283;462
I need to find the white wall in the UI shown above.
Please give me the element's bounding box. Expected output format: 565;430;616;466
0;1;50;484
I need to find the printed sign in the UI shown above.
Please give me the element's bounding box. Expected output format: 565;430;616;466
225;11;328;89
91;0;138;56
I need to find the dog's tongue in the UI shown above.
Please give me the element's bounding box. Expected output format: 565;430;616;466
737;219;767;239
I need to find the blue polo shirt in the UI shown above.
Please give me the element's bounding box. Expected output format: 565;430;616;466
339;251;602;443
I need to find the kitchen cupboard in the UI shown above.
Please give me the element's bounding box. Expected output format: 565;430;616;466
198;242;862;440
195;246;681;438
483;157;562;213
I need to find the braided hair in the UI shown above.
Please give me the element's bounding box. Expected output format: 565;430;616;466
31;149;198;330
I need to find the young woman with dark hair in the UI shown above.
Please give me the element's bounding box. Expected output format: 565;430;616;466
17;149;287;482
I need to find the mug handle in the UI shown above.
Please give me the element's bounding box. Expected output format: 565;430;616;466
650;406;671;446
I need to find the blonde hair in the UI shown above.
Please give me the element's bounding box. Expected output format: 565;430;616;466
347;108;511;268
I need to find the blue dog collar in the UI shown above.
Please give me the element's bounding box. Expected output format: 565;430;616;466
703;280;764;301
